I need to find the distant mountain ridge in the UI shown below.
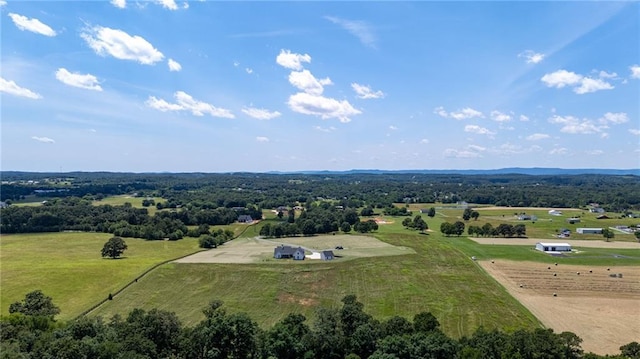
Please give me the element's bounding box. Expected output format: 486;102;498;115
267;168;640;176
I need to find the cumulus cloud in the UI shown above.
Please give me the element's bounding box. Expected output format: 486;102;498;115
351;83;384;99
276;49;311;70
464;125;495;136
288;92;361;123
586;149;604;155
490;110;511;122
110;0;126;8
8;13;56;36
630;65;640;79
0;1;7;6
420;138;429;144
314;126;336;132
288;70;332;95
518;50;545;64
599;112;628;124
31;136;55;143
598;70;617;79
549;147;568;155
434;106;483;120
629;129;640;135
256;136;270;143
168;58;182;71
324;16;376;48
541;69;614;94
526;133;550;141
443;148;483;158
245;68;253;74
519;115;529;122
541;70;583;88
0;77;42;99
242;107;281;120
156;0;178;10
389;125;398;130
81;25;164;65
548;115;602;134
146;91;234;118
55;68;102;91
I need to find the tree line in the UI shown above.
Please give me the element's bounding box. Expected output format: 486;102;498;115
3;290;638;359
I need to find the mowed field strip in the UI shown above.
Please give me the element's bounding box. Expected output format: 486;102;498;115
469;237;640;249
479;260;640;355
175;234;415;263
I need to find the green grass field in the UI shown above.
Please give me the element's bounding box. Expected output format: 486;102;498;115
3;204;638;339
92;195;165;216
0;232;200;321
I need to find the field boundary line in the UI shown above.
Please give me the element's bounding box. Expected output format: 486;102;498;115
76;221;258;319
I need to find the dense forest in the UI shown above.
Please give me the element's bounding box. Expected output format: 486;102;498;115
3;290;639;359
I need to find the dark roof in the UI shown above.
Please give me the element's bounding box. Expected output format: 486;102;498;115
274;245;304;256
322;250;334;257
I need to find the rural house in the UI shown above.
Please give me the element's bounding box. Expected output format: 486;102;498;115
237;215;253;223
535;242;572;253
274;245;305;260
320;250;335;260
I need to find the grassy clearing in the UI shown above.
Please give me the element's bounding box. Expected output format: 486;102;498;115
0;232;200;321
92;195;165;216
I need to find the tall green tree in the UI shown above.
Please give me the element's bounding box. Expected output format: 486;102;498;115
101;236;128;259
8;290;60;318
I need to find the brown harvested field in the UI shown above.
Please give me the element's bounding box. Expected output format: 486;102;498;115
477;206;578;211
175;235;414;264
470;237;640;249
479;260;640;355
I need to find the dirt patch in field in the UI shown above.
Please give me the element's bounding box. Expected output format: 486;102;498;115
479;260;640;355
469;237;640;249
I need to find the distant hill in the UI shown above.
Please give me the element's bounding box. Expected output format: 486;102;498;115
268;168;640;176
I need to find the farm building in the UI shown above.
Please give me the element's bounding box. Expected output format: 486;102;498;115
320;250;335;260
535;242;572;252
577;228;603;234
274;245;305;260
566;218;581;224
548;210;563;216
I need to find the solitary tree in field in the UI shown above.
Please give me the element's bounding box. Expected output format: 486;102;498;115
602;228;614;242
101;236;128;259
9;290;60;318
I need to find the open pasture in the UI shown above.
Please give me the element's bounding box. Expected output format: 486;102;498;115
479;260;640;355
92;195;165;216
175;234;415;263
0;232;200;320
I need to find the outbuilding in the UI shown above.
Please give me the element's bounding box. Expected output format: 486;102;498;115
320;250;335;260
535;242;572;253
577;228;603;234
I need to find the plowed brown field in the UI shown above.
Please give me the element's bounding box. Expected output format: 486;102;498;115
479;260;640;355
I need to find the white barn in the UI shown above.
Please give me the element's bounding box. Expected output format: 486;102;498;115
535;242;572;252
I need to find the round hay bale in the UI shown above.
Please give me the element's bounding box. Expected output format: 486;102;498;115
553;293;557;297
547;266;551;270
577;272;580;275
553;273;557;276
491;260;495;264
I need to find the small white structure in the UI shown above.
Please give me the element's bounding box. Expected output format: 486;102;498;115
577;228;603;234
536;242;572;252
548;210;563;216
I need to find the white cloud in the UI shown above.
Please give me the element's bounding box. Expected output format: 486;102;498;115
242;107;281;120
156;0;178;10
288;70;332;95
542;69;614;94
168;58;182;71
0;1;7;6
548;115;602;134
526;133;550;141
8;13;56;37
598;70;617;79
55;68;102;91
549;147;568;155
518;50;545;64
573;77;613;94
490;110;511;122
434;106;483;120
325;16;376;48
276;49;311;70
245;68;253;74
629;129;640;135
464;125;495;136
389;125;398;130
233;61;240;67
256;136;270;143
110;0;126;8
314;126;336;132
599;112;628;124
443;148;482;158
630;65;640;79
0;77;42;99
288;92;361;123
81;25;164;65
541;70;583;88
519;115;529;122
31;136;55;143
586;149;604;155
351;83;384;99
146;91;234;118
420;139;429;144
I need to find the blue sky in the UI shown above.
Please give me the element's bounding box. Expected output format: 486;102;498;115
1;1;639;172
